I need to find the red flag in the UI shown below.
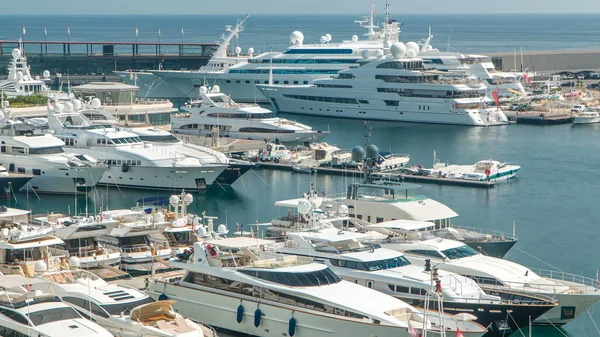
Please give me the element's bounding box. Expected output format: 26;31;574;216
491;88;500;111
523;73;531;84
456;326;464;337
408;325;419;337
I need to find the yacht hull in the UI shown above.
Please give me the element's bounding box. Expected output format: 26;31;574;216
0;175;33;195
173;128;329;145
119;250;172;274
213;162;255;186
148;281;423;337
20;166;105;194
78;252;122;269
464;239;517;259
114;71;187;100
99;164;225;191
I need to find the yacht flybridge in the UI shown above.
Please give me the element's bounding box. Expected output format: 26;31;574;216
172;86;329;144
46;101;227;191
146;237;487;337
258;43;508;126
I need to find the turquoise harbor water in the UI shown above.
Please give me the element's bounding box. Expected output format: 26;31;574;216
1;13;600;337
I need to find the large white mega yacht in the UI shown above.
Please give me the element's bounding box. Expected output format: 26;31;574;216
45;101;227;191
146;237;487;337
258;43;508;126
172;86;329;144
119;4;401;102
0;275;113;337
382;238;600;327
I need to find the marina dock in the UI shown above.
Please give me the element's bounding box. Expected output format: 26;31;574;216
257;162;496;188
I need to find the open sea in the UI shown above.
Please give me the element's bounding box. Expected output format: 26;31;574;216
1;13;600;336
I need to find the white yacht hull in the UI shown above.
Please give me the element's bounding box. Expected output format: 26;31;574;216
98;163;225;191
152;72;328;102
572;116;600;124
14;165;104;194
173;128;328;144
114;71;187;99
531;291;600;326
78;251;122;269
120;249;172;273
148;283;416;337
259;87;507;126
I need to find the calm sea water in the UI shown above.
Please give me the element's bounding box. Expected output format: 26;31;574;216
1;14;600;336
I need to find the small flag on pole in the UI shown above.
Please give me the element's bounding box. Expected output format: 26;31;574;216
44;26;47;36
22;26;26;35
67;25;71;36
135;26;139;37
158;28;161;37
181;27;184;36
491;88;500;111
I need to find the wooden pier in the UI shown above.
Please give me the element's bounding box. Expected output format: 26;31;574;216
257;162;496;188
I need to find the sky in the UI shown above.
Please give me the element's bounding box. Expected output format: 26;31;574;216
4;0;600;15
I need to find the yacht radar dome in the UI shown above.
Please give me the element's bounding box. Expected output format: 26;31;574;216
290;31;304;46
337;204;349;216
217;224;228;235
35;260;48;275
35;75;40;80
406;41;420;55
361;49;370;59
366;144;379;160
234;46;242;56
297;199;312;215
43;70;50;78
63;101;74;112
197;226;207;237
247;47;254;56
352;35;359;42
169;195;180;207
351;146;366;161
324;33;332;42
54;102;64;113
183;193;194;205
90;98;102;109
390;42;407;59
212;85;220;93
320;36;327;44
406;49;417;58
11;48;21;59
68;256;81;269
72;99;82;111
384;40;392;48
199;86;208;94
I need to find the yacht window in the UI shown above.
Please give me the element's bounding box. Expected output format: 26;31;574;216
362;256;411;271
388;284;410;293
405;250;444;259
0;308;30;325
465;275;504;286
100;297;154;316
238;267;341;287
28;146;64;155
32;169;41;175
26;307;81;326
441;245;478;260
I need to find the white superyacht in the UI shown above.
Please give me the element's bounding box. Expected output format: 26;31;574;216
172;86;329;143
146;237;487;337
258;42;508;126
45;101;227;191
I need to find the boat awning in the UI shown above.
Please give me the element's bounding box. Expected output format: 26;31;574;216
0;236;64;249
0;275;49;289
130;300;176;322
369;219;436;231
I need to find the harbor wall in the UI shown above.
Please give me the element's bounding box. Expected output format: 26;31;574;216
486;50;600;73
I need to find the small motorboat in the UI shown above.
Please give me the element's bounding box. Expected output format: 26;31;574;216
291;164;314;174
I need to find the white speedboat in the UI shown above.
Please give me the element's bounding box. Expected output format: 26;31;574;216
128;5;402;102
572;110;600;124
45;102;227;191
172;86;329;144
0;114;105;194
38;268;213;337
0;274;113;337
97;208;172;274
428;159;520;182
146;237;487;337
258;45;508;126
382;238;600;326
